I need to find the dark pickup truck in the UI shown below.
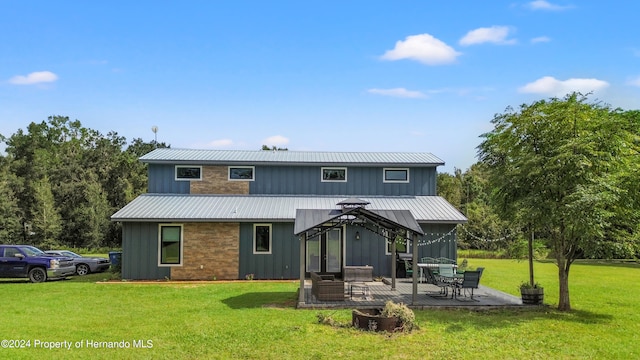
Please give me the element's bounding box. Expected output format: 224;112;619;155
0;245;76;283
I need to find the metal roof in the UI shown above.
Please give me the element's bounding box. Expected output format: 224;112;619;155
293;208;425;235
139;149;444;166
111;194;467;224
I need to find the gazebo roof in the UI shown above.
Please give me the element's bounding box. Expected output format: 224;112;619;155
293;206;424;236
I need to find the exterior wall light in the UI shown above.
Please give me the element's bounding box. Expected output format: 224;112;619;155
355;231;360;240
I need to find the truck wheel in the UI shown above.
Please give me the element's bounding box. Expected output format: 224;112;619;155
28;267;47;283
76;264;90;276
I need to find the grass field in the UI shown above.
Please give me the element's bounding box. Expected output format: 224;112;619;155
1;259;639;359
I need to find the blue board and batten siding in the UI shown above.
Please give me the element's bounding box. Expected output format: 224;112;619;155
147;164;437;196
120;221;456;280
121;223;170;280
238;223;299;279
147;165;190;194
237;223;456;280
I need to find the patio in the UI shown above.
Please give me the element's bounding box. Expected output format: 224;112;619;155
297;278;524;309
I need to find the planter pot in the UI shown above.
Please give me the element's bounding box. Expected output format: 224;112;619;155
521;288;544;305
352;309;402;332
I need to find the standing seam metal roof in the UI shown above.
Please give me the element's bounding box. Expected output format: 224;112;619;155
110;194;467;223
139;148;444;166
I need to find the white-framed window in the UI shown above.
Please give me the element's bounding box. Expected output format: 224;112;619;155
175;166;202;181
253;224;272;254
383;168;409;183
229;166;255;181
158;224;183;266
385;231;411;255
321;167;347;182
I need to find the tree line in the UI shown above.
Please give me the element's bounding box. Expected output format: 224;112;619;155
0;116;167;249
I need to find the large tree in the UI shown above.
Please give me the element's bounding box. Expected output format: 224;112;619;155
2;116;165;249
0;156;22;242
478;93;640;311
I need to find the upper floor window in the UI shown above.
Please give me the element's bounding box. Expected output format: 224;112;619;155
321;167;347;182
253;224;272;254
383;168;409;183
175;166;202;181
229;166;255;181
158;224;183;266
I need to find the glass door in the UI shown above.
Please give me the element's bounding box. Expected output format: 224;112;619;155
325;228;341;273
306;237;320;273
305;228;342;275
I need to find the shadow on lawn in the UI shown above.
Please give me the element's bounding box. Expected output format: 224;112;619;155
422;307;613;333
222;292;297;309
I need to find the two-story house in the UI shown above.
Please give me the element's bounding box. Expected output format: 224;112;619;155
110;148;466;281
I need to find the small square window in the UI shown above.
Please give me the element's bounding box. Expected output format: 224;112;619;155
158;224;183;266
386;239;410;254
229;166;255;181
384;168;409;183
175;166;202;181
254;224;272;254
321;167;347;182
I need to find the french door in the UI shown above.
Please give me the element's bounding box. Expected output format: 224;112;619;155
306;228;342;276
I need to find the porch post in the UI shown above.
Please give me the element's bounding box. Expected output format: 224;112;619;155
298;233;306;306
412;232;418;305
391;236;396;291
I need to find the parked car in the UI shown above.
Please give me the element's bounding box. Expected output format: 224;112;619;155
0;245;76;283
44;250;111;275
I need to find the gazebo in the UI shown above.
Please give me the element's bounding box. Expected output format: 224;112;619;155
294;198;425;306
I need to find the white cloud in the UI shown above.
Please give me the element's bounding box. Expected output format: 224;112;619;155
367;88;427;98
8;71;58;85
526;1;573;11
531;36;551;43
380;34;461;65
518;76;609;96
263;135;289;147
460;26;516;46
207;139;234;147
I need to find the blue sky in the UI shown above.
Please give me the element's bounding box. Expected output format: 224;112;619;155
2;1;639;173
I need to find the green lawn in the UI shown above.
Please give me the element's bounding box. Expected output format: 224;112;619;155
1;259;639;359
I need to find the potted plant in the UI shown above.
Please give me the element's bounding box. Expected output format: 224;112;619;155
520;282;544;305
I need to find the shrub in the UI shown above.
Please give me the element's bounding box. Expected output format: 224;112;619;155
380;301;418;332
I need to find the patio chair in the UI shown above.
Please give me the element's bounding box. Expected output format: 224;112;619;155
454;270;481;301
423;268;450;297
436;257;455;265
420;257;436;264
437;264;455;279
404;260;413;278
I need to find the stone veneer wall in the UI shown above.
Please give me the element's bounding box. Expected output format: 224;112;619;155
190;165;249;194
171;222;239;280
